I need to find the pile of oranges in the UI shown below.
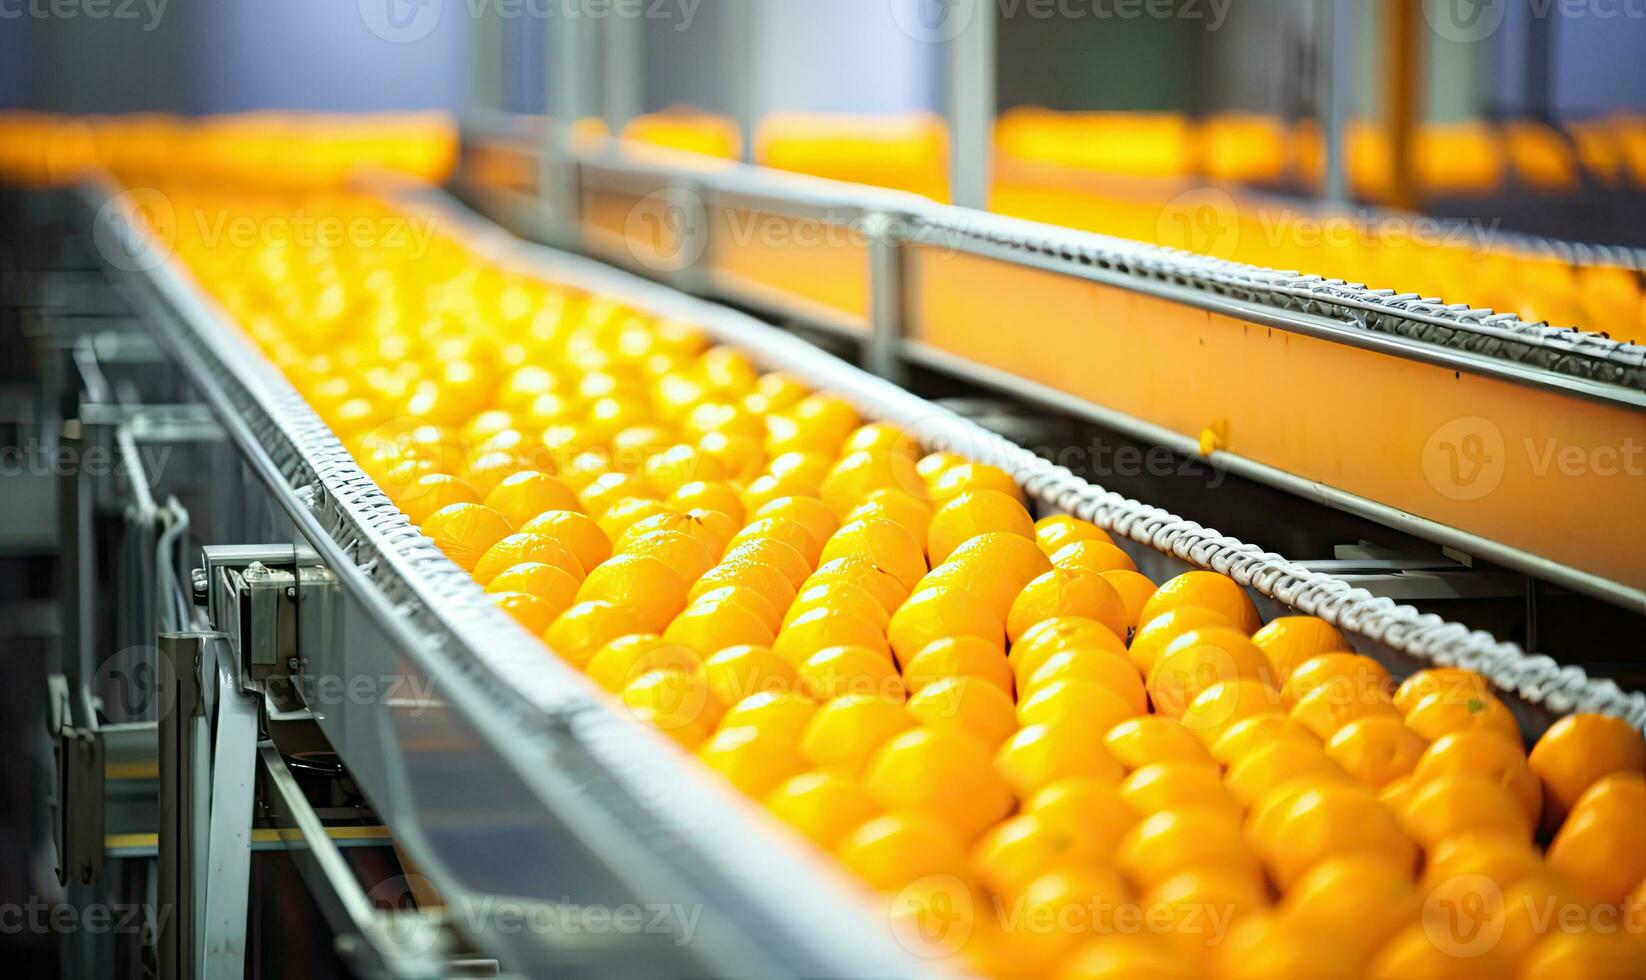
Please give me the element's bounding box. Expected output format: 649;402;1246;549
153;184;1646;979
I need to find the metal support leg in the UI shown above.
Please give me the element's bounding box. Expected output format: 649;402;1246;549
157;632;204;980
201;644;259;978
945;0;995;208
865;213;906;385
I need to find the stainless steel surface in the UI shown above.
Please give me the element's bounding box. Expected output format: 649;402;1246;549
157;632;204;980
945;0;995;209
201;642;259;979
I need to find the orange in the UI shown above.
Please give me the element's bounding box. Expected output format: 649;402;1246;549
663;597;776;653
1116;808;1262;891
817;519;927;593
720;537;812;589
1249;616;1350;683
697;645;796;705
688;559;797;612
1403;691;1522;744
578;471;660;518
422;502;514;572
1417;832;1544;894
1224;740;1344;809
749;371;810;410
1494;871;1607;964
1025;778;1138;853
818;450;925;516
1024;649;1147;713
642;444;728;494
1411;729;1541;826
484;561;581;616
697;724;804;796
925;489;1035;564
1018;679;1138;733
754;496;839;550
1209;714;1318;766
718;690;818;743
618;510;733;561
1103;716;1216;772
460;450;529;498
691;585;783;632
763;449;832;488
1033;514;1113;555
799;693;913;776
1058;935;1198;980
797;645;902;701
1098;569;1156;629
396;473;480;525
585;637;700;693
927;461;1023;502
863;728;1015;841
1290;681;1401;741
841;487;932;544
1325;714;1429;789
1119;761;1239;818
906;676;1018;749
1393;667;1491;713
1180;678;1284;742
1146;628;1275;720
519;509;612;570
576;554;688;630
997;864;1136;973
543;600;650;667
806;555;910;615
943;531;1053;589
1281;652;1391;709
1136;571;1261;635
901;637;1014;696
488;591;558;634
1399;772;1532;847
595;496;670;542
1208;912;1364;980
915;450;968;485
841;421;915;458
1010;616;1127;683
1048;539;1138;575
782;579;890;632
1284;853;1420;960
1252;782;1417;889
887;587;1005;664
740;473;819;514
1126;607;1234;676
969;814;1086;898
621;668;721;736
619;529;715;585
917;562;1023;621
1007;568;1129;643
1517;930;1646;980
996;722;1125;797
764;771;879;848
1365;922;1511;980
1545;807;1646;904
482;471;582;527
1570;771;1646;823
728;517;822;568
836;812;969;892
772;606;890;666
669;479;746;525
472;532;586;586
1144;865;1270;955
1528;712;1646;828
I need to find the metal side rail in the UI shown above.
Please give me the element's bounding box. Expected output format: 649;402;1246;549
450;119;1646;616
79;179;931;980
387;180;1646;738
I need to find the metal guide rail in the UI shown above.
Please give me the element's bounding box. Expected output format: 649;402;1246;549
79;178;929;980
73;166;1646;972
450;117;1646;616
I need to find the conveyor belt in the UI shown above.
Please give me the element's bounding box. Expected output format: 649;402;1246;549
450;118;1646;616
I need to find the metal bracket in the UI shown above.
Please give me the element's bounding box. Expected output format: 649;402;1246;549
196;545;334;706
49;674;105;887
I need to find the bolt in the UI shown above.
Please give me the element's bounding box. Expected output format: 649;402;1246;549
285;586;297;599
287;657;300;673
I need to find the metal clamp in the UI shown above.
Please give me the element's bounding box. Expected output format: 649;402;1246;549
48;674;105;887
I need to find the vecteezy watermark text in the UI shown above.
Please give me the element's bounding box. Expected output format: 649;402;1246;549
359;0;699;44
0;0;167;31
892;0;1233;43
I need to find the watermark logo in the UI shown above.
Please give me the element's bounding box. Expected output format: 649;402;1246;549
888;875;976;958
366;874;446;958
1422;416;1506;502
1423;873;1506;957
359;0;443;43
92;187;176;274
94;645;175;725
1423;0;1510;43
624;187;708;274
892;0;977;43
1157;187;1240;261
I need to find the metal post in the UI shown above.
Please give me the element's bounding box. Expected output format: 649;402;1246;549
547;9;597;127
724;0;757;162
1383;0;1422;209
946;0;995;209
865;213;907;385
602;10;645;134
1322;0;1354;204
471;2;506;113
157;632;202;980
